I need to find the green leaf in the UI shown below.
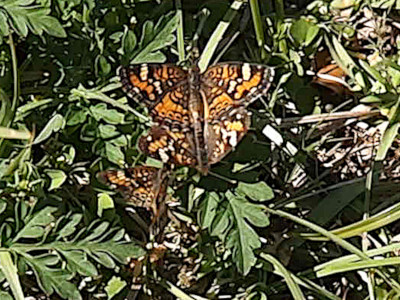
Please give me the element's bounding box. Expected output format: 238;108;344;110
123;28;137;57
132;13;178;63
290;18;319;47
0;292;13;300
24;258;81;300
105;143;125;165
14;207;57;241
0;11;10;36
99;55;111;75
236;182;274;202
98;125;119;139
309;181;365;225
33;114;65;144
97;193;114;217
35;15;66;38
7;8;28;37
225;191;269;274
90;104;125;124
105;276;127;299
58;214;82;239
376;121;399;160
198;192;220;229
45;169;67;191
66;109;87;126
61;251;98;277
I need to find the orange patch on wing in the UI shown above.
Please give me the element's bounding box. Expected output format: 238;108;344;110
154;93;188;120
226;121;245;131
234;73;262;99
209;93;234;111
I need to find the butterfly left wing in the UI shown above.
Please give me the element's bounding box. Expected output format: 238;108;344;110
98;166;167;210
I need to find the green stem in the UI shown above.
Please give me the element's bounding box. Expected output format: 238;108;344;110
175;0;185;63
249;0;267;60
197;0;243;72
0;33;19;156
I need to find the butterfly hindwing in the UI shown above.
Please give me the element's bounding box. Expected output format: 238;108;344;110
98;166;166;209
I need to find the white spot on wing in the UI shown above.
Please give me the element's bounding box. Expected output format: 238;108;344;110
242;63;251;81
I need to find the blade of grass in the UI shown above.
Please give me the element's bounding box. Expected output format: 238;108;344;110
0;251;24;300
316;257;400;278
260;253;305;300
301;195;400;241
264;207;400;293
175;0;185;63
0;127;31;139
249;0;267;60
197;0;243;72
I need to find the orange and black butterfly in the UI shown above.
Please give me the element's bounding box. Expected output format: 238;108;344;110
119;63;274;174
98;166;167;211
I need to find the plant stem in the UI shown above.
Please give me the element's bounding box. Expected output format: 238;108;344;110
176;0;185;63
197;0;243;72
249;0;267;60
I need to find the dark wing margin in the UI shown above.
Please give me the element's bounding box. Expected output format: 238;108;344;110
119;64;188;108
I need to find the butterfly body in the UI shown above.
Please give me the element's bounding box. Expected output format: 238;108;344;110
119;63;274;174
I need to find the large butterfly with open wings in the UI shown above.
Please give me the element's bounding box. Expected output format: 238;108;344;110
120;63;274;174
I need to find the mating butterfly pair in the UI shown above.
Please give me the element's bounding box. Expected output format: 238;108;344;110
100;63;274;208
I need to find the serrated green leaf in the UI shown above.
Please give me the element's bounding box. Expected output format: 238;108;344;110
33;114;65;144
25;258;81;300
62;251;98;276
14;207;57;241
58;214;82;239
132;13;178;63
45;169;67;191
84;221;110;242
105;276;127;299
7;8;28;37
225;191;269;274
236;182;274;202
